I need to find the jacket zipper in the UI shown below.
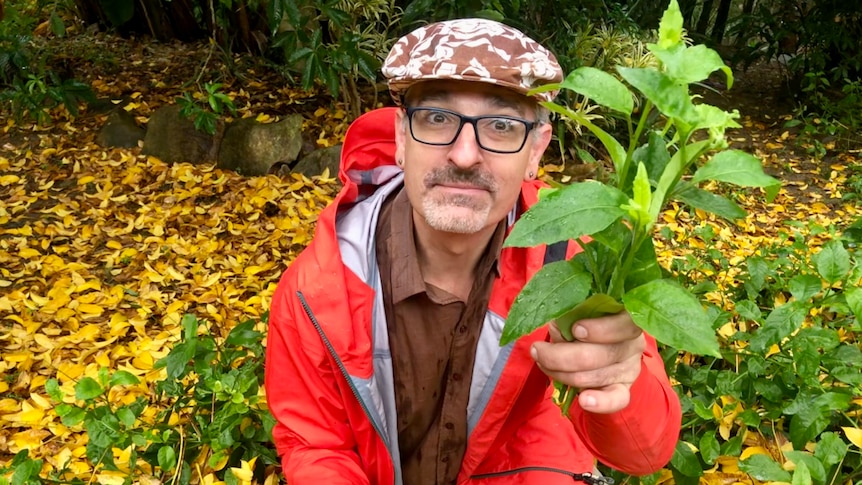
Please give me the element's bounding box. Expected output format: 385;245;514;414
297;291;395;481
471;466;614;485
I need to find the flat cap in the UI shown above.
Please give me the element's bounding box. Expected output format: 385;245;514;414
382;18;563;104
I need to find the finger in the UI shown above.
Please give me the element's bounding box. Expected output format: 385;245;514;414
535;352;642;389
531;336;645;374
578;383;631;414
571;311;643;344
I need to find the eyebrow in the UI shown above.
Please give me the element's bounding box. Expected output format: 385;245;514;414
412;89;530;117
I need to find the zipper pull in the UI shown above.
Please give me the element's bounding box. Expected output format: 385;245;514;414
571;472;615;485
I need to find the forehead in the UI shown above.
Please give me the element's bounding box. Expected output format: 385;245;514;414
405;80;536;116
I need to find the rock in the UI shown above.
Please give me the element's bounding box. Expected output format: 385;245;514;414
142;105;218;165
291;145;343;179
96;110;145;148
217;114;303;176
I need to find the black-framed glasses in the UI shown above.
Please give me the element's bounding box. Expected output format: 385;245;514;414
405;107;537;154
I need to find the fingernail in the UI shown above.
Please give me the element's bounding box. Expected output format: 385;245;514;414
581;395;597;408
573;325;587;340
530;345;538;361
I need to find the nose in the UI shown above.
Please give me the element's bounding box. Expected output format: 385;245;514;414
447;121;483;168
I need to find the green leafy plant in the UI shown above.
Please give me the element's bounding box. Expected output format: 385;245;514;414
626;218;862;485
177;82;237;135
500;0;780;415
0;450;42;485
41;314;276;483
0;0;93;125
784;74;862;158
270;0;400;117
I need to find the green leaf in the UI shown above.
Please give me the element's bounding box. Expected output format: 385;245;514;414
504;181;627;248
618;67;697;123
669;441;702;477
158;445;177;472
624;238;663;291
10;454;41;484
699;432;720;465
75;377;103;401
720;435;743;456
558;67;633;115
784;451;825;484
56;405;85;426
673;182;746;220
651;44;733;87
692;103;740;132
746;256;769;294
226;320;264;347
812;239;850;284
623;279;721;357
49;12;66;38
266;0;285;34
739;454;792;482
749;301;808;353
656;0;684;49
690;149;781;199
502;261;592;345
117;407;136;428
847;286;862;321
181;313;199;341
735;300;762;322
110;370;140;387
814;432;847;467
786;392;852;449
632;131;670;184
788;274;822;302
85;412;121;447
556;294;624;341
45;379;63;402
164;342;194;380
791;460;811;485
624;163;652;229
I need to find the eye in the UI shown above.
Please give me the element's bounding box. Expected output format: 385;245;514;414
422;109;455;125
488;118;516;133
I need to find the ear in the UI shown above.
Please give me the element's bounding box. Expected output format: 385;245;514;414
525;122;552;180
394;108;407;165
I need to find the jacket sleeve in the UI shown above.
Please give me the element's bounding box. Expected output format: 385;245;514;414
264;283;371;484
568;334;681;476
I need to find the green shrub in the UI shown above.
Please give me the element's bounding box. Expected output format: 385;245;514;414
603;217;862;485
271;0;401;117
0;0;94;125
19;314;278;484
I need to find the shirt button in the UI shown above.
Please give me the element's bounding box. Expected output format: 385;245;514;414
442;456;449;463
452;373;462;381
445;422;454;430
458;325;467;334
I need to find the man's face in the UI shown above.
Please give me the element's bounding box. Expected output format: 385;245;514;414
394;80;552;235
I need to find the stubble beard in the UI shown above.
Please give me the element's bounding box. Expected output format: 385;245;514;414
421;166;497;234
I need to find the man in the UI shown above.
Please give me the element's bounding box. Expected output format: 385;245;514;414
264;18;681;485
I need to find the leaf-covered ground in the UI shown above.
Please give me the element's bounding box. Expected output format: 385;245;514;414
0;32;860;483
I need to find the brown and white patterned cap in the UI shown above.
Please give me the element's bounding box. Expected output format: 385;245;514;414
382;18;563;104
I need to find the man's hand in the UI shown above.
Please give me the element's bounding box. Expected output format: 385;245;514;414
530;311;645;414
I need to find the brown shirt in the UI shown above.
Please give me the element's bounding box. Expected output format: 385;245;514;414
375;187;505;485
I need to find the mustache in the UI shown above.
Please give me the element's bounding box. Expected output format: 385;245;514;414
423;166;497;192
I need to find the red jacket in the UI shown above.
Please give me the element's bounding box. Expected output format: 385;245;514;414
264;107;681;484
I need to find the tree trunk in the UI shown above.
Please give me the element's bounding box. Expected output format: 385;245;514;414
696;0;715;37
711;0;733;43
